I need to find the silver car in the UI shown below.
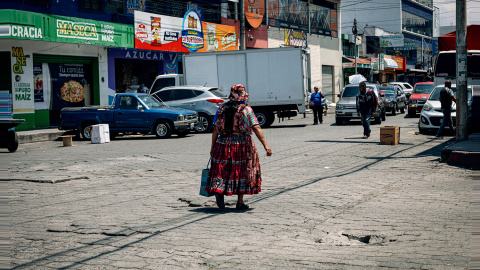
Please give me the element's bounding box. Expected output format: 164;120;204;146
418;84;473;134
150;86;228;133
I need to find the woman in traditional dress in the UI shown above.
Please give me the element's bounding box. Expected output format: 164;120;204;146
206;84;272;210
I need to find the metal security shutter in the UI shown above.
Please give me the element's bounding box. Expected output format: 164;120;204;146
322;65;334;101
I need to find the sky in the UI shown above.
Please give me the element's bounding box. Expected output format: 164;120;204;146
434;0;480;26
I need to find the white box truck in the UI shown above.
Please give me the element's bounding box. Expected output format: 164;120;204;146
149;47;310;128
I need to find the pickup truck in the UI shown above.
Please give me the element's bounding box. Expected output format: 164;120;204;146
59;93;198;139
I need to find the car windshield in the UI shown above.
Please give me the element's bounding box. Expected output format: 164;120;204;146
413;84;434;94
209;88;227;98
342;86;359;97
428;86;472;101
139;95;167;108
380;90;395;97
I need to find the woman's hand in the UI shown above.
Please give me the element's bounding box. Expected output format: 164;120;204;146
265;146;272;156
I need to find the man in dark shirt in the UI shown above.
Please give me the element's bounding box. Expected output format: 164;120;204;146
356;82;378;139
435;80;457;139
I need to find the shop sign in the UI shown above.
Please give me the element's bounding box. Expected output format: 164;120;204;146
392;40;416;51
342;62;354;68
371;58;379;72
284;29;306;48
52;17;133;47
245;0;264;28
11;47;34;114
394;56;405;72
380;34;404;47
0;25;43;40
134;10;238;53
181;10;204;53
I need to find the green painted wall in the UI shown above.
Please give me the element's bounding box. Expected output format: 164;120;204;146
34;110;49;127
13;113;35;131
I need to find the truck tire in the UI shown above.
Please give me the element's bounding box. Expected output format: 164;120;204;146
335;117;343;125
7;130;19;152
254;109;272;128
80;121;97;140
195;113;212;133
154;120;172;138
266;112;275;127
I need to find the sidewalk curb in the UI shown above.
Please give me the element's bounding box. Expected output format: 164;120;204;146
17;130;74;144
441;148;480;170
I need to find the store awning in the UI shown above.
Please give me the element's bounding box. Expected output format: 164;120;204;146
384;58;399;68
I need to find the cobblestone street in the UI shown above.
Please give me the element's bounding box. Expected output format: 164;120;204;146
7;113;473;269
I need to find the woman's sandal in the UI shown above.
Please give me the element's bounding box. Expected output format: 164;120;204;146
236;203;249;210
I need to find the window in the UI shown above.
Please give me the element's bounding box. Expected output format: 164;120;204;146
151;78;176;92
402;10;432;36
119;96;139;110
209;89;227;98
172;89;196;100
106;0;124;13
154;90;172;102
193;90;205;96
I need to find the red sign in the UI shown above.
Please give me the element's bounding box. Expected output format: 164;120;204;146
245;0;264;28
394;56;406;72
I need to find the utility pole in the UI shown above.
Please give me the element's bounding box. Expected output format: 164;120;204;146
353;19;358;74
240;0;246;50
456;0;468;141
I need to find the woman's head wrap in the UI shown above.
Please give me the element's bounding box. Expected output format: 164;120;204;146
229;84;249;102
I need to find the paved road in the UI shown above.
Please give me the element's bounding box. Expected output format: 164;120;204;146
6;111;473;269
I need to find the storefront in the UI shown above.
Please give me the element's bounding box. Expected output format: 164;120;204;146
342;57;371;86
0;9;133;130
107;48;182;104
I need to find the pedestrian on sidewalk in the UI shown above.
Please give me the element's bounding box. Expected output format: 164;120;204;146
310;86;325;125
356;82;378;139
206;84;272;210
435;80;457;139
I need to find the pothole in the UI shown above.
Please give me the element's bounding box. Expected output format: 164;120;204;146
315;231;395;246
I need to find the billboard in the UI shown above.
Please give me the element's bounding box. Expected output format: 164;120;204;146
134;10;238;53
380;34;404;47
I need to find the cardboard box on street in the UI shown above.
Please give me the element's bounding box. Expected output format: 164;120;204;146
380;126;400;145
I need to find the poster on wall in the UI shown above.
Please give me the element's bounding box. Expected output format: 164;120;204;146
33;63;44;102
134;10;238;53
49;63;92;125
245;0;265;28
11;47;34;115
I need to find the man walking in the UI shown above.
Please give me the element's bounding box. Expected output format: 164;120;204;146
310;86;325;125
435;80;457;139
356;82;378;139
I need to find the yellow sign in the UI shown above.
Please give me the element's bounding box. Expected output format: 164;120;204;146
12;47;26;74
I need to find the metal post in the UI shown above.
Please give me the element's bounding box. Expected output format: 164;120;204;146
240;0;246;50
421;36;424;70
353;19;358;74
234;1;238;20
265;0;268;27
456;0;468;140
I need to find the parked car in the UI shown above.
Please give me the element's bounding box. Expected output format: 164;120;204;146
59;93;198;139
418;84;473;134
408;82;435;118
389;82;414;100
335;83;386;125
379;85;407;115
149;86;229;133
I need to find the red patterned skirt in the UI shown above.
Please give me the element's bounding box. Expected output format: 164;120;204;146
206;134;262;196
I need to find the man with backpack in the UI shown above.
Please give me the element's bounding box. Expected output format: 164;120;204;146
435;80;457;139
356;81;378;139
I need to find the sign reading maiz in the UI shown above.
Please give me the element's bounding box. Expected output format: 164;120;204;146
55;19;119;46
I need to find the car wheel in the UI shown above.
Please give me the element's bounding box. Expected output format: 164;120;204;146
110;131;118;140
418;126;428;134
381;109;386;121
177;130;189;137
408;110;416;118
80;121;97;140
374;114;382;125
335;117;343;125
254;109;272;128
195;113;212;133
154;120;172;138
392;104;397;116
400;104;405;114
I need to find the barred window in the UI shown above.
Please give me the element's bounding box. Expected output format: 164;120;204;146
78;0;104;12
106;0;124;13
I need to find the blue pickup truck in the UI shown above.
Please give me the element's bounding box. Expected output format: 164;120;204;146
59;93;198;139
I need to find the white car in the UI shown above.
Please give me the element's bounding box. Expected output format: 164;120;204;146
418;84;472;134
389;82;414;98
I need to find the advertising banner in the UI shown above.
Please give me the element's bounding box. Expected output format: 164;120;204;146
371;58;379;72
245;0;265;28
380;34;404;47
11;47;34;114
0;10;44;41
268;0;337;38
284;29;306;48
33;63;44;102
392;40;416;51
49;63;92;124
394;56;405;72
379;54;384;71
134;10;238;53
126;0;146;14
